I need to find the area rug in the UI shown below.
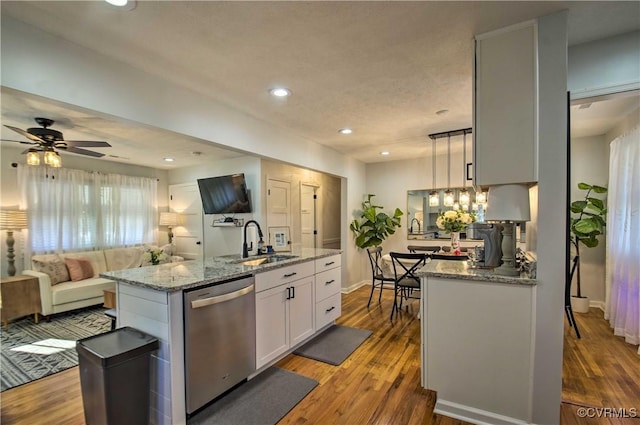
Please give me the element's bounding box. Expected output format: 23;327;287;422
0;306;111;391
293;324;372;365
188;367;318;425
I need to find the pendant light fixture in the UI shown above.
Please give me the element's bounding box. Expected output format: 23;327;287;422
429;137;439;207
443;133;455;207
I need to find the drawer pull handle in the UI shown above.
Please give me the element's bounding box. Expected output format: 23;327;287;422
325;279;335;285
325;261;335;266
283;272;297;278
326;306;335;313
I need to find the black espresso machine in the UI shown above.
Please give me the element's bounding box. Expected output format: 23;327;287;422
466;223;503;268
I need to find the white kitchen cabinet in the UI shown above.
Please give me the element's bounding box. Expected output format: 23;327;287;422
255;262;315;369
314;254;342;330
474;21;538;186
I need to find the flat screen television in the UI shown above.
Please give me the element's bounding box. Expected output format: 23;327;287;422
197;173;252;214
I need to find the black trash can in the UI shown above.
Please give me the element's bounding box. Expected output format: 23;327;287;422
76;326;159;425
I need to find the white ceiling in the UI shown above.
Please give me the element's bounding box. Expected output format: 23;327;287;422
1;1;639;169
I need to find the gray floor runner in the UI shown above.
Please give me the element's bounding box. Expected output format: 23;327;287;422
293;324;372;365
188;367;317;425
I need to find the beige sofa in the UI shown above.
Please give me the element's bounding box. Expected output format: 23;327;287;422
23;246;147;316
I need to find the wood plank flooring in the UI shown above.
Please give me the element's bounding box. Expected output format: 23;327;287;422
1;285;638;424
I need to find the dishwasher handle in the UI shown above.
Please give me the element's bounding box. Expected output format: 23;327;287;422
191;284;254;309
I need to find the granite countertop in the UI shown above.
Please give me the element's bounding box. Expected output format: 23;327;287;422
101;248;341;292
417;259;537;286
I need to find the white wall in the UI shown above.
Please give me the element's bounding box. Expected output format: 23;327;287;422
1;15;368;288
168;156;261;258
569;31;640;99
0;144;169;277
570;135;609;304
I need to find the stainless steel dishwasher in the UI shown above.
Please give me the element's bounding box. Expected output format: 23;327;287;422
184;275;256;415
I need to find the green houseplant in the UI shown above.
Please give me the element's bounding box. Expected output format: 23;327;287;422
569;182;607;312
350;194;403;249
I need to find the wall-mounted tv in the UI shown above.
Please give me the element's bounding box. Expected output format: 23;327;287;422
197;173;252;214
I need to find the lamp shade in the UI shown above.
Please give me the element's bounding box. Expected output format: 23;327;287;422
159;212;179;227
485;184;531;221
0;210;28;229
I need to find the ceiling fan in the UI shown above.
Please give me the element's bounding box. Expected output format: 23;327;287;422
2;118;112;165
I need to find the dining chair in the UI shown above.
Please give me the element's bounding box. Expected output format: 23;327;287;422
389;252;428;321
429;253;469;261
407;245;440;253
366;247;396;307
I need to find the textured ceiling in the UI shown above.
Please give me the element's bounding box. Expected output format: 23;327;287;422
1;1;639;168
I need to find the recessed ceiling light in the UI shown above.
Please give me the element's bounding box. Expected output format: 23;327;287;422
269;88;291;97
104;0;137;10
163;157;175;162
338;128;353;135
436;109;449;116
380;151;390;156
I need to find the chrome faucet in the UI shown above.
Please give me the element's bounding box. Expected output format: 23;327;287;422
242;220;264;258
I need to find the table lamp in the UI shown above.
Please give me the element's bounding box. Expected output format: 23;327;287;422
159;212;180;244
485;184;531;276
0;210;28;277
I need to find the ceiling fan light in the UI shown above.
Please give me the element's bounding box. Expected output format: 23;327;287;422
26;150;40;166
43;150;56;166
51;152;62;168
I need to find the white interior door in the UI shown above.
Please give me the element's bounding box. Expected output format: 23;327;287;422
301;184;317;248
267;178;291;249
169;183;203;260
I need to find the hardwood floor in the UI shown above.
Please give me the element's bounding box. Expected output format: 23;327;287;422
1;286;638;424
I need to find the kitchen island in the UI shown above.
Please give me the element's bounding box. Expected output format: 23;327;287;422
101;248;342;425
418;259;537;425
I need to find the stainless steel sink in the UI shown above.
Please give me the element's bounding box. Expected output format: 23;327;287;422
239;254;298;266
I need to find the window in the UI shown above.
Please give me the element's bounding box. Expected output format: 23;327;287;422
18;165;157;253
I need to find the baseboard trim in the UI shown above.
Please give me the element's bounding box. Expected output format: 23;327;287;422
342;280;368;294
434;399;530;425
590;300;605;312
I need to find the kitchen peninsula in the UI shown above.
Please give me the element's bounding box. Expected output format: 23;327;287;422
418;259;537;424
101;248;342;425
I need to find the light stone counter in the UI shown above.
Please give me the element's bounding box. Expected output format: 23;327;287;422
417;258;536;285
101;247;341;292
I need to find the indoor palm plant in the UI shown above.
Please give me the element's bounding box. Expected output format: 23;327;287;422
350;194;403;249
569;182;607;313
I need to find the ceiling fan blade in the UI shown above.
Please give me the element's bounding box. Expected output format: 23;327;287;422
1;138;38;145
59;146;106;158
61;140;112;148
3;125;44;143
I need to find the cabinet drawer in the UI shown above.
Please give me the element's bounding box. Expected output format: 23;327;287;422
315;254;341;273
255;261;314;293
316;293;341;329
315;267;341;302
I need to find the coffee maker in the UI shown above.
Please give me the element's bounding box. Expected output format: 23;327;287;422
467;223;502;268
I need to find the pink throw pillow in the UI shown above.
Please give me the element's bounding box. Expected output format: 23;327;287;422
65;257;95;281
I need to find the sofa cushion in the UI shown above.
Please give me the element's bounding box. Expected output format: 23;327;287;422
104;246;144;271
51;277;115;306
60;251;107;276
65;257;95;281
32;254;70;285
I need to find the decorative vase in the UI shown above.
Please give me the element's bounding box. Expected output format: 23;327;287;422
450;231;460;251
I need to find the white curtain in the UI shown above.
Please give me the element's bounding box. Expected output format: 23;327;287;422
18;165;157;255
604;125;640;355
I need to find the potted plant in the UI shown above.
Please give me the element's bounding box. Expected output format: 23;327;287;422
350;194;403;249
569;182;607;313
